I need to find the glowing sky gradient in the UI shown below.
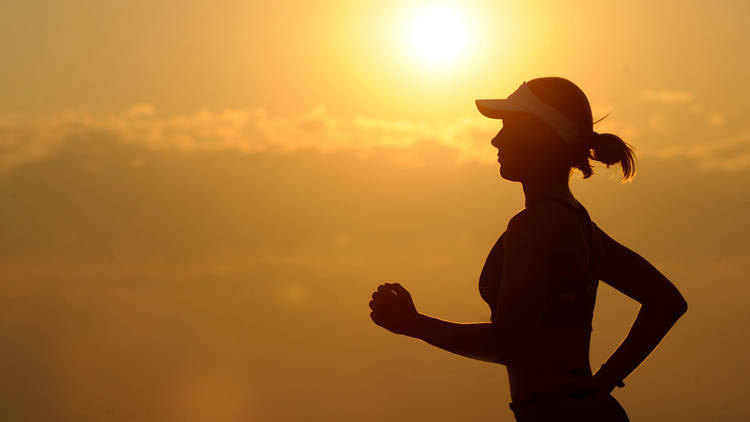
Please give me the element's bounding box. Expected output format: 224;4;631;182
1;1;749;421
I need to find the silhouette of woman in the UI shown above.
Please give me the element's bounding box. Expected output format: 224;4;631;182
368;77;687;421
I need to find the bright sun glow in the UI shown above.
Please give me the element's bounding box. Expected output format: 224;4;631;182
410;5;469;63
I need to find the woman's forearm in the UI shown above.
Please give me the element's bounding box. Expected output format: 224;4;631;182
402;313;513;365
597;302;687;386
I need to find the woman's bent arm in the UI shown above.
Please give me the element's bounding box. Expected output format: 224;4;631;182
369;283;527;366
594;303;686;389
593;224;688;389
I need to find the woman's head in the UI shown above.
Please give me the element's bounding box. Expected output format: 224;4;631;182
485;77;636;183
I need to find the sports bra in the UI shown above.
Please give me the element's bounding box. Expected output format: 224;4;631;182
478;198;599;332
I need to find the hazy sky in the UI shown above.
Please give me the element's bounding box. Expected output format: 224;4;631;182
1;1;749;421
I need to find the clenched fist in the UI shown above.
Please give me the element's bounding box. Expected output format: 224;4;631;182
369;282;419;335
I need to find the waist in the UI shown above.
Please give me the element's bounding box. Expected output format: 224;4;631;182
508;366;594;403
508;388;604;418
509;388;598;409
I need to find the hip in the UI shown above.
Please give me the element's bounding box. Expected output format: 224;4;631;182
509;390;629;422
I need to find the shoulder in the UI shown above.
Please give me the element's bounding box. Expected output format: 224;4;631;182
506;203;582;244
504;204;588;271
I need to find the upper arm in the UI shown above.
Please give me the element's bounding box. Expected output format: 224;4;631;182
594;223;687;312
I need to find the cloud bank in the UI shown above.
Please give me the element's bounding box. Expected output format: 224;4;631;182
0;93;746;175
0;105;495;174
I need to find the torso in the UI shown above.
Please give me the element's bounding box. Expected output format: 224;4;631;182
478;198;600;401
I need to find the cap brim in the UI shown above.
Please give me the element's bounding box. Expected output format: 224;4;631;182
475;99;527;119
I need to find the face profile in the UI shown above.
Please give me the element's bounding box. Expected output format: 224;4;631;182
490;112;569;183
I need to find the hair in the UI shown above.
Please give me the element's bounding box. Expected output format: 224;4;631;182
526;77;637;182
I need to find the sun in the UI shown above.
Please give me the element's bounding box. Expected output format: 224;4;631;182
409;5;469;63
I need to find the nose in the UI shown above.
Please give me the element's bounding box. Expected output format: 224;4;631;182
491;131;502;149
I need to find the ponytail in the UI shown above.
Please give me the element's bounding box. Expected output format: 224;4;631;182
588;132;637;182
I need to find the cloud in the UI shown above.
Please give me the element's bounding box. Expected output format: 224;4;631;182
1;101;748;174
643;129;750;171
0;105;500;173
638;89;727;129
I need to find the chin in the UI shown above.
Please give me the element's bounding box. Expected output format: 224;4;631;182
499;166;522;182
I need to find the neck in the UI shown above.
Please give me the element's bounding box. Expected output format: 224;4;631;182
522;173;575;208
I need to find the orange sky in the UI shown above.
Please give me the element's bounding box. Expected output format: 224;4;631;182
1;1;749;421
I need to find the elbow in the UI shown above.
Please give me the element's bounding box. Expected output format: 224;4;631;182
669;288;688;318
675;295;688;317
645;293;687;321
487;323;519;366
